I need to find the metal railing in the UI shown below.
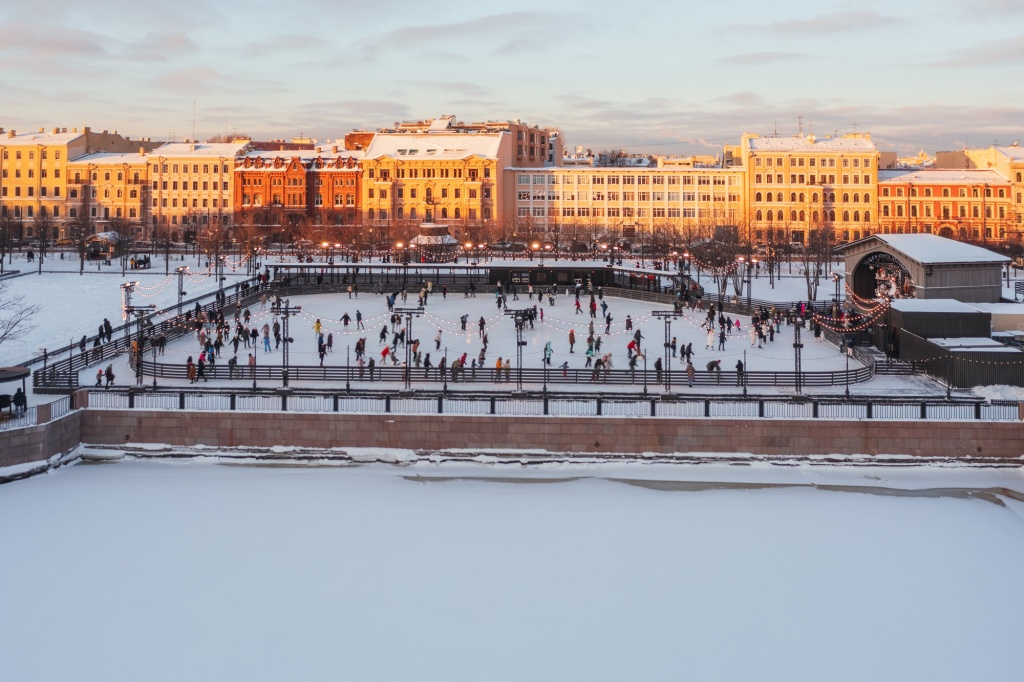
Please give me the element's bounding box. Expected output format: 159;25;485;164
0;406;37;432
86;388;1022;422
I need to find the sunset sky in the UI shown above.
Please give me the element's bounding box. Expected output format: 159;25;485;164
1;0;1022;155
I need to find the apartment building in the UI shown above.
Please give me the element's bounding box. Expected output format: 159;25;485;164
148;141;250;241
359;115;557;245
877;169;1013;242
66;152;151;239
0;126;156;237
735;133;887;245
506;166;746;248
233;148;362;235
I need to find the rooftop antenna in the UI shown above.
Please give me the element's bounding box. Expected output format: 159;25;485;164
852;121;858;135
192;100;196;143
773;120;778;137
798;115;803;136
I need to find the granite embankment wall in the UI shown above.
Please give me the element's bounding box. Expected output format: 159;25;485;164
3;396;1024;473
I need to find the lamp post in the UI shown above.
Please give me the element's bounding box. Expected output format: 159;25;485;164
395;306;424;390
531;241;539;262
176;266;188;312
832;272;843;315
653;311;677;392
793;317;805;395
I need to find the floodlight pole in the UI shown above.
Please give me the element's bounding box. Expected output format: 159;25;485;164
793;318;804;395
395;306;424;390
273;300;301;387
504;308;532;391
653;311;678;392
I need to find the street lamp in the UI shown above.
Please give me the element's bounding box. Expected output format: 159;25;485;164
531;241;540;262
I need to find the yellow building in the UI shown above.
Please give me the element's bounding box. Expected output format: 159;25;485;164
66;152;151;240
0;125;154;238
148;140;251;241
963;145;1024;239
359;115;558;246
736;133;884;245
506;166;746;251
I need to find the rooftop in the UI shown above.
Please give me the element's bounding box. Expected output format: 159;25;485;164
879;169;1009;184
68;151;151;165
0;128;84;146
747;134;878;153
365;132;503;160
889;299;984;314
995;145;1024;161
151;141;251;158
851;233;1010;265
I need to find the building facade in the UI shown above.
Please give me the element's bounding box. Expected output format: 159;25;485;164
877;169;1013;243
66;152;151;240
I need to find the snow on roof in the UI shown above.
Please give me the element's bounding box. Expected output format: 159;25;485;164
747;135;877;152
152;141;250;157
365;132;503;160
878;169;1009;184
965;303;1024;315
0;129;84;146
409;234;459;246
995;145;1024;161
889;299;982;314
931;337;1022;353
864;233;1010;265
69;151;150;165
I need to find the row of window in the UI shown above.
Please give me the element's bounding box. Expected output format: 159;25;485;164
365;207;491;221
152;163;230;175
152;198;224;209
1;186;61;197
518;206;735;220
754;191;870;204
881;204;1007;219
2;168;61;179
518;174;736;186
0;205;60;218
1;149;61;160
151;180;225;191
241;194;358;207
754;173;872;185
753;156;871;169
517;191;736;203
754;209;872;223
880;186;1007;198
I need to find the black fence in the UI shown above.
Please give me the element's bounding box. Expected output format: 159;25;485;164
134;356;874;389
87;388;1022;421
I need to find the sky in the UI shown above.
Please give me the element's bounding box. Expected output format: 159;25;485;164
1;0;1022;156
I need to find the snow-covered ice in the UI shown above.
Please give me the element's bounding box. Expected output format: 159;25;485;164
1;457;1023;682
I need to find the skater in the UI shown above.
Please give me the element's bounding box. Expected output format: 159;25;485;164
735;359;744;386
686;361;696;387
568;328;576;353
435;328;443;350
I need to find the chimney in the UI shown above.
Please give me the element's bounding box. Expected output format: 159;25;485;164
39;127;44;133
332;145;339;154
62;128;67;133
140;147;146;155
8;130;15;138
52;127;59;134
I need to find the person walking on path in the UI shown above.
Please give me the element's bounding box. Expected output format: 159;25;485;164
718;329;727;351
654;357;663;384
435;328;443;350
568;329;576;353
356;310;364;330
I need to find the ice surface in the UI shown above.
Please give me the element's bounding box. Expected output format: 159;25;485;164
1;458;1023;682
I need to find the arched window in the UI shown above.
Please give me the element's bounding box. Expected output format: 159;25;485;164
410;208;417;220
812;210;819;222
756;210;763;221
766;193;773;202
812;193;819;202
766;211;772;222
368;208;375;220
397;207;404;219
799;210;806;221
790;192;797;202
863;210;870;222
863;193;869;203
454;207;461;219
842;193;850;203
853;211;860;222
853;193;860;203
776;192;783;202
776;210;784;221
843;210;850;222
799;193;805;202
441;207;448;219
829;210;836;221
829;192;836;202
791;210;798;221
484;207;491;220
755;192;762;202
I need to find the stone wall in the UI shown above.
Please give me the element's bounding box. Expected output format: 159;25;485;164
78;410;1024;460
0;411;81;469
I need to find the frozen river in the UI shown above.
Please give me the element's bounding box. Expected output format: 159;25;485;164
2;457;1023;681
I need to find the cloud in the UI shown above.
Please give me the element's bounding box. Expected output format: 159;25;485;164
0;23;108;58
964;0;1024;17
930;34;1024;67
122;31;197;62
152;67;225;91
374;12;564;50
712;91;766;108
719;51;805;65
768;11;901;34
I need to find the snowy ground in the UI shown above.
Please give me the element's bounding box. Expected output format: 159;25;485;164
1;456;1023;682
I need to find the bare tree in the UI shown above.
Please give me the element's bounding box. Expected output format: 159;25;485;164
67;212;93;275
800;224;836;301
0;279;40;349
0;214;19;273
33;212;54;274
593;149;630;167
